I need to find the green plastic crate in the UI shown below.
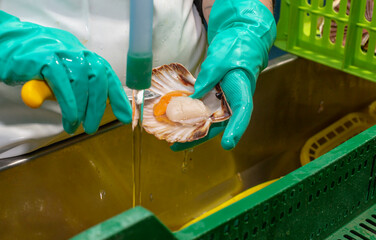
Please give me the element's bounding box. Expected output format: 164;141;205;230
275;0;376;82
72;125;376;239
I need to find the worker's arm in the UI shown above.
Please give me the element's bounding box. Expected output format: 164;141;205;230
0;10;132;134
172;0;276;151
202;0;274;23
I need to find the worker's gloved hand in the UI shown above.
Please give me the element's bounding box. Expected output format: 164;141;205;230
171;0;276;151
0;11;132;134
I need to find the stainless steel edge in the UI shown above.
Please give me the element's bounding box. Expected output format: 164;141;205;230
0;121;124;172
264;53;298;73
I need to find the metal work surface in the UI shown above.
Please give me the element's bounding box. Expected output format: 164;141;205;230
73;124;376;239
1;55;376;239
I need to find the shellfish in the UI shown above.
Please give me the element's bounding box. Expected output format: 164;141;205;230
137;63;231;143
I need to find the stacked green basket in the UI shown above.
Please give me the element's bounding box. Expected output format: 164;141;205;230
275;0;376;83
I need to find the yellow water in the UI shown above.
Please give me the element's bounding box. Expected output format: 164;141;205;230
132;90;144;207
132;122;142;207
181;149;194;173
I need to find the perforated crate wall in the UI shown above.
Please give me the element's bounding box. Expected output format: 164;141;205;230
275;0;376;82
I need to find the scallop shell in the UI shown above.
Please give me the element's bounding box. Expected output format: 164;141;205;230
142;63;231;143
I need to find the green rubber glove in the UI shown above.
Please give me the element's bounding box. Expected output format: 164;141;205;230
0;11;132;134
171;0;276;151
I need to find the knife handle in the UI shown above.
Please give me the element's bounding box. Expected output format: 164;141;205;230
21;80;54;108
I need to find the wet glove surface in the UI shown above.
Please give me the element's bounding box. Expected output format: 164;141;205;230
171;0;276;151
0;11;132;134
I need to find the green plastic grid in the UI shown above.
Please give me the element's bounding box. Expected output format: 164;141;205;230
72;125;376;240
275;0;376;82
326;203;376;239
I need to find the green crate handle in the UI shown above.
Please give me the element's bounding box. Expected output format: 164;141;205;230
71;207;175;240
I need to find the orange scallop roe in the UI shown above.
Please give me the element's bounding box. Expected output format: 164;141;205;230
153;90;191;123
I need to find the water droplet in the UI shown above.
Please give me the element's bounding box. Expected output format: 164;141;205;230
182;149;194;173
317;101;325;113
99;190;106;200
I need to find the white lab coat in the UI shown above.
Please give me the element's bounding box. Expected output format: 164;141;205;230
0;0;207;158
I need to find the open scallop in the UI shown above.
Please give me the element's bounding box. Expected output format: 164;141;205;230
142;63;231;143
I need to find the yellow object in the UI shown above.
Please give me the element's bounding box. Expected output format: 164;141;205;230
369;101;376;119
21;80;54;108
179;178;280;230
300;103;376;166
